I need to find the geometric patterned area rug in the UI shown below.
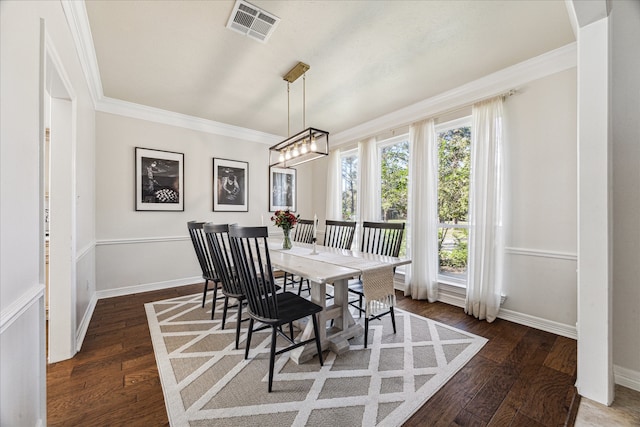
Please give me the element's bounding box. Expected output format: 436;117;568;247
145;293;487;427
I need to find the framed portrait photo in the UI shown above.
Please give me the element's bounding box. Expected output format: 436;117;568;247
269;166;296;212
213;158;248;212
135;147;184;211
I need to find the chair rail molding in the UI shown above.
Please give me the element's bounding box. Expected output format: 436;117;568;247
96;236;191;246
0;285;45;334
505;247;577;261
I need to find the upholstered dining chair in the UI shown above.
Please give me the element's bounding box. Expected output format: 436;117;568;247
348;221;405;346
203;223;246;350
228;225;324;392
187;221;222;318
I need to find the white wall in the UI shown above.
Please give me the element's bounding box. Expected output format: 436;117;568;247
0;0;96;424
611;0;640;385
310;69;578;333
502;68;577;327
94;112;314;295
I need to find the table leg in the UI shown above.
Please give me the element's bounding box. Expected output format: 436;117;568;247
289;278;363;364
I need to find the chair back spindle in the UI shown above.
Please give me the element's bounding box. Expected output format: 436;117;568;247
323;220;356;250
229;225;279;321
360;221;405;257
187;221;217;280
293;219;316;244
203;224;242;297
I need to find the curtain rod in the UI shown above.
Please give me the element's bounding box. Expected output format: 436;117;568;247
333;88;518;151
402;88;518;130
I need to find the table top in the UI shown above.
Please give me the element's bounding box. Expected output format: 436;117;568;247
267;239;411;284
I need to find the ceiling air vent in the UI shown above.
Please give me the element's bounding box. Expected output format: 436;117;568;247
226;0;279;43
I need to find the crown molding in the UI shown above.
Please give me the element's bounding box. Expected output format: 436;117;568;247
64;1;575;147
96;97;283;145
61;0;102;107
331;42;577;147
62;0;283;145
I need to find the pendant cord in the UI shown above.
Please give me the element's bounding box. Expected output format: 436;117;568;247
303;73;306;129
287;82;290;137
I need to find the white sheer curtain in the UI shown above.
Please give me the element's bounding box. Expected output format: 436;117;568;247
358;136;380;222
325;148;342;221
466;97;505;322
405;119;439;302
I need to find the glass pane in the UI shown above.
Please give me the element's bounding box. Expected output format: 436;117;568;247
380;140;409;222
381;140;409;257
438;227;468;278
341;154;358;221
438;127;471;224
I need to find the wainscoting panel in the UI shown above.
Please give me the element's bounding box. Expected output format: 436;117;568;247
95;237;200;294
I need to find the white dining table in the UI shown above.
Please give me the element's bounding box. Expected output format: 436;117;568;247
267;239;411;364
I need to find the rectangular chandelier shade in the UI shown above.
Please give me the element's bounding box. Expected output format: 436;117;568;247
269;127;329;168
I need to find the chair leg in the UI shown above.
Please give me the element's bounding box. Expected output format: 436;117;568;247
358;294;363;318
297;277;303;295
211;282;219;320
311;314;324;366
289;322;294;341
201;279;209;308
235;301;243;350
268;326;278;392
390;306;396;334
221;296;229;329
244;318;254;360
364;317;369;349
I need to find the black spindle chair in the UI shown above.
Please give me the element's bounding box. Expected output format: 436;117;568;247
228;225;324;392
348;221;405;346
285;218;316;295
323;220;356;250
203;223;246;350
187;221;223;317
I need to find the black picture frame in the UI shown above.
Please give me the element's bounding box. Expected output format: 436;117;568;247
213;158;249;212
269;166;296;212
135;147;184;211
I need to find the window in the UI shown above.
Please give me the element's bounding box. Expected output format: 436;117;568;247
379;135;409;257
340;149;358;221
437;118;471;284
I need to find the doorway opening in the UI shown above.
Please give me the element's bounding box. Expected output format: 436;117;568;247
43;33;77;364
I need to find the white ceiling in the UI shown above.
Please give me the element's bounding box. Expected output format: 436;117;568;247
85;0;575;138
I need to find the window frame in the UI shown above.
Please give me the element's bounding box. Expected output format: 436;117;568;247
377;134;410;267
435;116;472;287
339;147;359;223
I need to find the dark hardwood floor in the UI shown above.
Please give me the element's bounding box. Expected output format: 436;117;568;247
47;283;578;426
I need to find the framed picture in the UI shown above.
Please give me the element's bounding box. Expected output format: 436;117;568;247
213;158;248;212
135;147;184;211
269;166;296;212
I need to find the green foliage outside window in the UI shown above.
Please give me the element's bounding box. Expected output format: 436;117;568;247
381;141;409;221
438;127;471;274
341;154;358;221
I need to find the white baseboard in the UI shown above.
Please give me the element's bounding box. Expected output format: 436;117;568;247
497;308;577;339
614;365;640;392
92;276;636;392
75;293;97;352
95;276;201;300
432;288;577;339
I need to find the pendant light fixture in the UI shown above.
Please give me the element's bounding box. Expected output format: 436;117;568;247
269;62;329;168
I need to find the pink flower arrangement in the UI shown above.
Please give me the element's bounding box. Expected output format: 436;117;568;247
271;210;299;231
